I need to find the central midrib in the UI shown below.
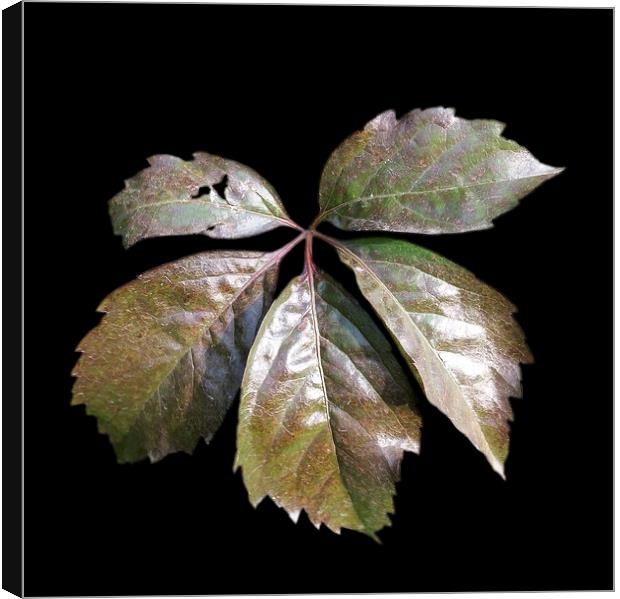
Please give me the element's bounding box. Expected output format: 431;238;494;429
128;254;280;428
306;270;371;534
319;172;555;221
118;197;294;228
337;244;497;465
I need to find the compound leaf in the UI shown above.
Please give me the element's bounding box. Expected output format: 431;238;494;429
72;249;283;463
110;152;297;248
334;237;532;477
235;268;421;539
317;107;562;233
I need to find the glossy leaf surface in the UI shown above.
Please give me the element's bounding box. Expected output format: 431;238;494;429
317;107;562;233
334;237;532;476
74;104;558;538
235;268;421;539
110;152;296;248
72;250;282;462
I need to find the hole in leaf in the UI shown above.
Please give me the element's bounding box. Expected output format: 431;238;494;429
206;225;216;231
212;175;228;200
192;186;211;199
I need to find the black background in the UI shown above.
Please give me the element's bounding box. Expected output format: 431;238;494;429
24;4;612;595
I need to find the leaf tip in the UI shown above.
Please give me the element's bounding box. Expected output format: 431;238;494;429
544;164;565;177
147;450;163;464
360;525;383;544
249;494;265;510
491;458;506;480
69;389;83;406
287;509;301;524
366;109;397;131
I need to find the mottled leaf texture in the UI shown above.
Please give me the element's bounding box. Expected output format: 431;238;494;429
334;237;532;477
74;104;556;539
235;268;421;539
317;107;562;233
110;152;297;248
72;250;282;462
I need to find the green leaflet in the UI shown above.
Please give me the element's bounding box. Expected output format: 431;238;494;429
110;152;299;248
72;250;282;462
235;269;421;539
333;237;533;476
317;107;562;233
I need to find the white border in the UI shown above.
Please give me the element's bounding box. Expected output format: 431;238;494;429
1;1;614;598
